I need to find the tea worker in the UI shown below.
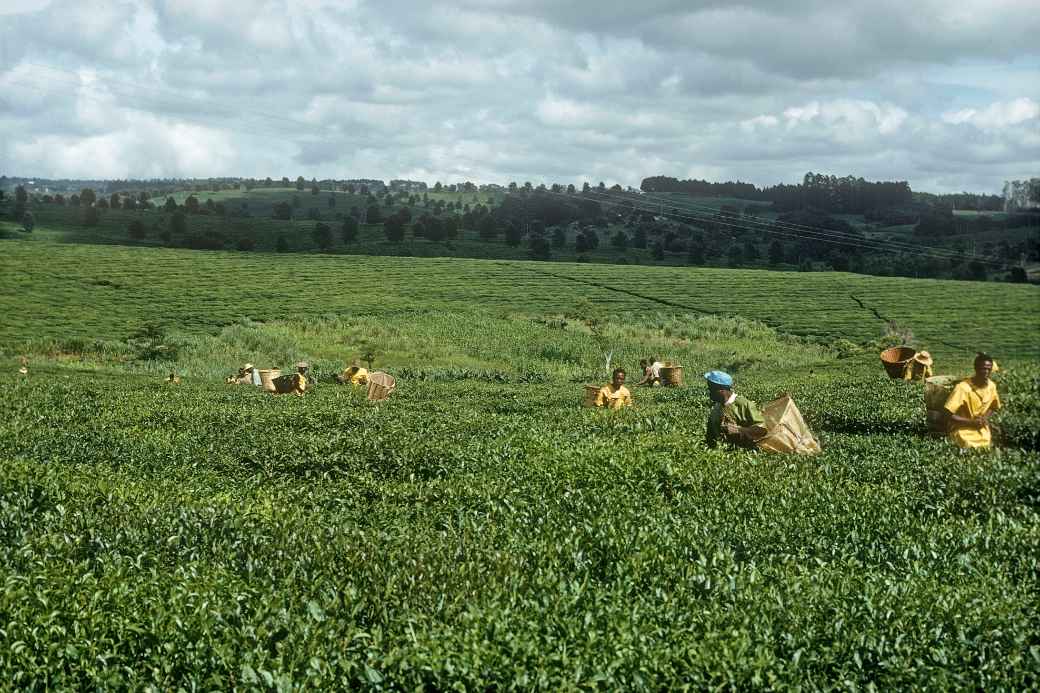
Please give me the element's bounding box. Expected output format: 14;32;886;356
226;363;257;385
704;370;767;449
290;362;310;396
944;353;1001;449
337;360;369;386
595;367;633;409
165;372;181;384
636;357;664;387
18;356;28;376
903;351;934;381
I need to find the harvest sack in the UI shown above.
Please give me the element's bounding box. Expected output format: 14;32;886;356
758;395;821;454
367;372;396;401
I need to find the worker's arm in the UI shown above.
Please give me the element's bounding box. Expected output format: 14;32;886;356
944;384;986;428
722;422;767;443
723;399;768;443
947;412;987;428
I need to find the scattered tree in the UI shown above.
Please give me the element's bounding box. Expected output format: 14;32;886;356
504;221;523;247
611;230;629;251
82;206;100;227
552;227;567;248
312;222;333;250
342;216;359;244
272;201;292;220
170;210;187;237
384;212;406;242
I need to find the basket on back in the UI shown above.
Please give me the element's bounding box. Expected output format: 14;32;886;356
924;375;960;433
258;368;282;392
758;395;821;454
367;372;396;401
880;347;916;379
583;384;600;407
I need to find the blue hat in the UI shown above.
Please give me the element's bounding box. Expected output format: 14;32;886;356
703;370;733;387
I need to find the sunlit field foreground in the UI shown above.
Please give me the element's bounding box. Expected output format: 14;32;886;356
1;239;1038;688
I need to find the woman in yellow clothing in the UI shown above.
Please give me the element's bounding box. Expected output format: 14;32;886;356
902;351;934;381
944;353;1001;448
337;362;369;386
595;368;633;410
289;362;309;396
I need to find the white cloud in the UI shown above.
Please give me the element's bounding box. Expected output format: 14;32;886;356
0;0;1037;193
942;97;1040;131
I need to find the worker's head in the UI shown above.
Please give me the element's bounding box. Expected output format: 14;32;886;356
612;367;626;388
296;361;310;374
973;353;994;383
704;370;734;403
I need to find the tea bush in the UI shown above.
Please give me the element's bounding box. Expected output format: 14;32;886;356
0;240;1037;688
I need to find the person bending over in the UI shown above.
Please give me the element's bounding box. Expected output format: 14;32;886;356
704;370;767;449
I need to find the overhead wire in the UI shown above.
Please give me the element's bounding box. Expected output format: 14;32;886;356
605;189;979;262
544;188;1005;266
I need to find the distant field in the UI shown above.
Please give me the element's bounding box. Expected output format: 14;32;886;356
2;239;1037;365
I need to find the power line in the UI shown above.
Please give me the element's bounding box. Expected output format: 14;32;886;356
629;190;979;262
542;188;1005;266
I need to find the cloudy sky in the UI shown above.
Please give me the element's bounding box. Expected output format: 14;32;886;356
1;0;1037;193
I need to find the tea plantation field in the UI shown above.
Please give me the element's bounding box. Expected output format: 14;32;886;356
1;238;1038;688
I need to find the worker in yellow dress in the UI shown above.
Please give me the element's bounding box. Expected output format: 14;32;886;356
943;353;1001;449
595;367;633;409
289;362;309;396
902;351;934;381
337;361;369;386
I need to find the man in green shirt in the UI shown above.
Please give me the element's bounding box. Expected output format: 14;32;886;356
704;370;768;449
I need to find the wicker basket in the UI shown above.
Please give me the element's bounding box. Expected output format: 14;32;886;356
258;368;282;392
924;375;960;434
880;346;916;379
660;365;683;387
584;384;601;407
367;372;396;401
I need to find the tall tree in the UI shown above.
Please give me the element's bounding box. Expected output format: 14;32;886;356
312;222;333;250
342;216;359;244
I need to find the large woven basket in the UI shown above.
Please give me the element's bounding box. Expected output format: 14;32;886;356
367;372;396;401
880;347;916;379
258;368;282;392
660;365;683;387
583;384;600;407
924;375;960;433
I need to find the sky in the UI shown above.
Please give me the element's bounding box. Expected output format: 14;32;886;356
0;0;1037;194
